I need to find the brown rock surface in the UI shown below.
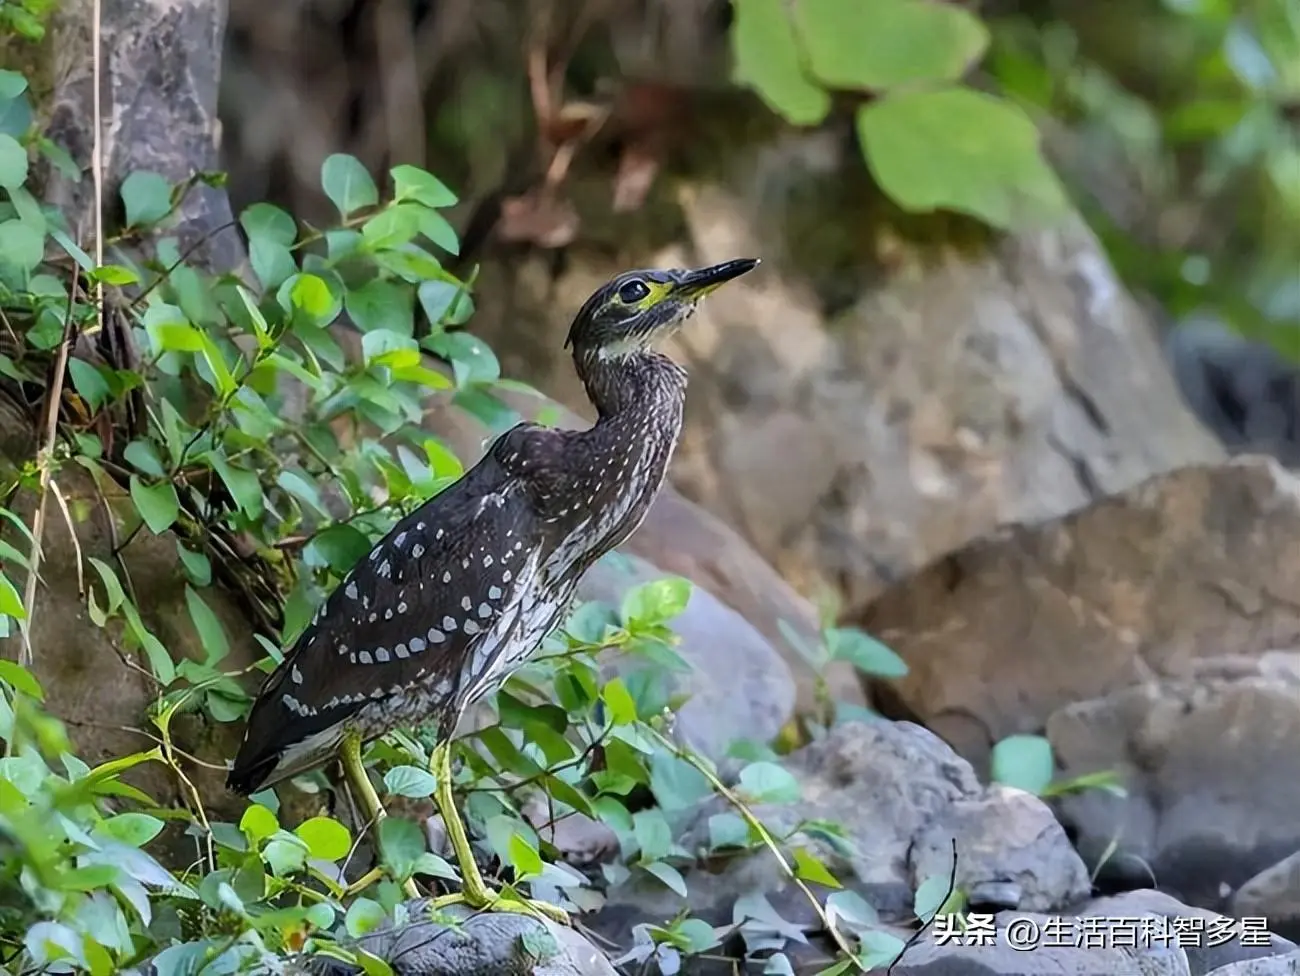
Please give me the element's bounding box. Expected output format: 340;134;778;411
859;457;1300;769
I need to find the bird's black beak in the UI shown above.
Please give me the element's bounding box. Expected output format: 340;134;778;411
673;258;760;300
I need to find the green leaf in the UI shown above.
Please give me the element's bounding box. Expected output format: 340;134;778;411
346;278;415;335
361;327;420;369
377;816;425;880
0;218;44;274
792;847;841;888
507;831;543;880
416;208;459;255
98;812;165;848
990;734;1054;795
621;577;691;627
305;524;371;575
123;440;165;478
129;477;180;535
858;929;908;969
737;761;800;804
239;202;297;246
707;812;751;850
0;70;28;100
391;165;458;208
642;860;687;897
417;279;461;327
176;544;212;586
344;898;387;939
855;87;1069;229
321;153;379;218
362;204;422;251
0;133;28;189
89;264;139;285
185;585;229;664
601;677;638;725
731;0;830;125
633;808;673;863
295;817;352;861
826;628;907;678
239;803;279;844
120;171;172;227
423;329;499;386
0;659;42;699
519;927;560;961
913;871;954;922
796;0;989;91
68;359;111;410
383;764;438;798
212;454;264;519
289;272;334;318
650;751;712;813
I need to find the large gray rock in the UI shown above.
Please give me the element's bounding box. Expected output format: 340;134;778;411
1049;654;1300;909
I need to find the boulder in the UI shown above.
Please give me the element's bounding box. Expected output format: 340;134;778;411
860;458;1300;770
1049;652;1300;911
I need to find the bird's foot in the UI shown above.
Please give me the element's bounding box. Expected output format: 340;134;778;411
431;888;569;925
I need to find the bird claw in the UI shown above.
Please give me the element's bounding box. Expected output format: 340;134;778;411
431;890;570;925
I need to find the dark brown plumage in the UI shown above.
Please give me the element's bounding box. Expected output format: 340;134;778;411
228;258;758;796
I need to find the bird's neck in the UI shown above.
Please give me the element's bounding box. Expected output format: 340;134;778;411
573;348;688;423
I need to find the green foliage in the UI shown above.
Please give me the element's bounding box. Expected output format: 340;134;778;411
729;0;1068;227
989;0;1300;354
990;733;1126;799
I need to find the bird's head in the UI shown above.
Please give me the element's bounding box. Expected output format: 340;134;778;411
565;258;760;358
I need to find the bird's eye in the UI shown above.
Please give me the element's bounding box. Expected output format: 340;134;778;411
617;279;651;304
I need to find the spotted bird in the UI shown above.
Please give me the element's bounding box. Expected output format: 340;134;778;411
227;258;759;919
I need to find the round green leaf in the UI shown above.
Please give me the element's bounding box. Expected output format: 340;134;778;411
294;816;352;861
120;171;172;227
0;218;44;274
990;734;1054;795
797;0;989;91
620;576;691;626
0;133;28;189
383;764;438;798
129;476;180;535
377;816;425;880
731;0;831;125
239;803;279;844
303;524;370;575
321;153;379;218
239;202;297;246
98;812;165;848
0;70;28;100
737;761;801;804
856;87;1069;228
345;898;387;939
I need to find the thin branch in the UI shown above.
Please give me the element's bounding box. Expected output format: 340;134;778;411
19;276;80;666
886;838;957;975
644;725;865;973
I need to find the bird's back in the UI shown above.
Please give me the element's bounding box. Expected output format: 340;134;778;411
227;356;686;795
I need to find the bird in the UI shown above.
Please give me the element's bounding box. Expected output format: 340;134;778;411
227;257;760;920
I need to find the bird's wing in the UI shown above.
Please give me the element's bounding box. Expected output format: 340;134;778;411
229;423;565;793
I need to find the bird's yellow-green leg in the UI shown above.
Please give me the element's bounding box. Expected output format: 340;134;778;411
428;740;569;925
340;732;420;900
